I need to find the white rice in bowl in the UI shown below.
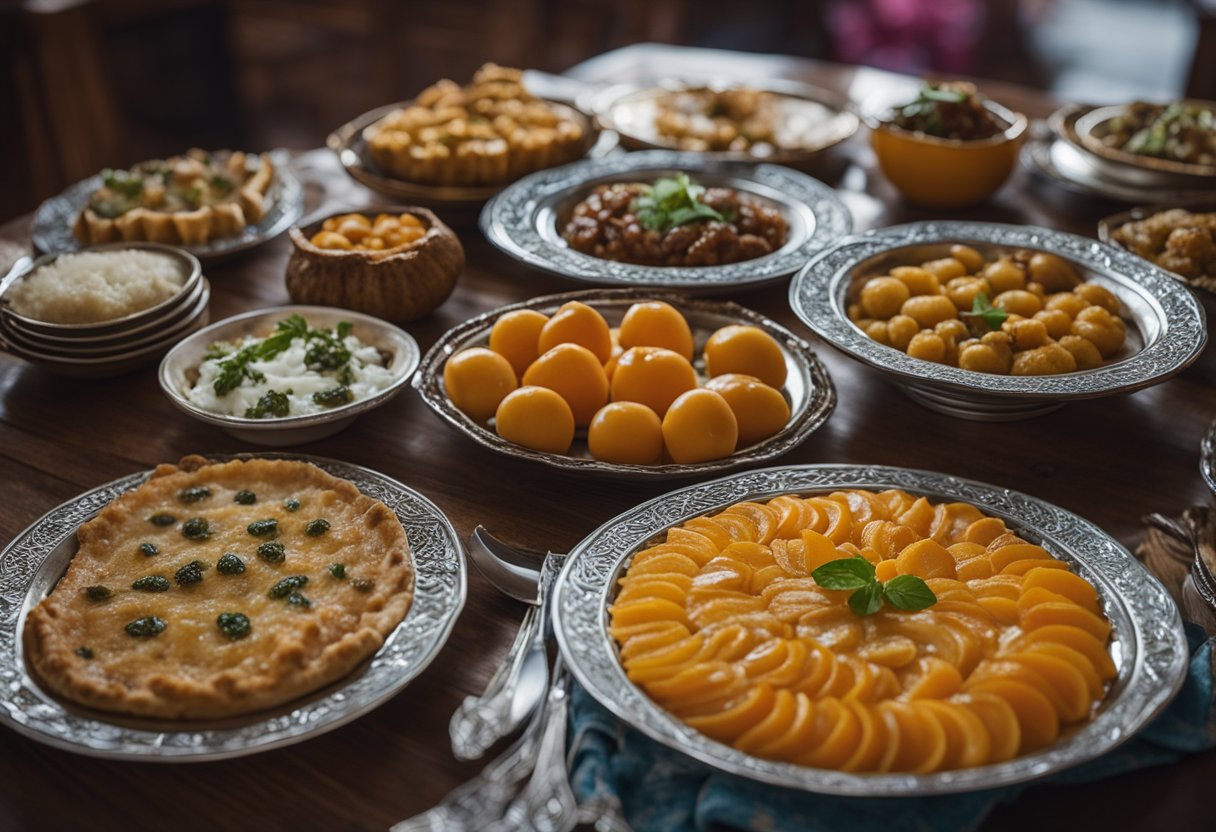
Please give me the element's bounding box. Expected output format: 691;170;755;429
5;249;186;324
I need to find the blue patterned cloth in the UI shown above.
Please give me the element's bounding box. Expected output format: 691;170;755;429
568;624;1215;832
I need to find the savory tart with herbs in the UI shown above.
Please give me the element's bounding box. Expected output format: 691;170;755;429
73;149;275;247
23;456;413;719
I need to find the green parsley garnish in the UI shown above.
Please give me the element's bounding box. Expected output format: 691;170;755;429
178;486;212;504
247;518;278;538
257;541;285;563
810;556;937;617
124;616;167;638
628;174;726;233
312;386;354;408
245;389;291;419
181;517;211;540
328;563;346;579
234;490;257;505
268;575;309;599
305;519;330;537
216;612;251;640
216;553;246;575
963;293;1008;332
131;575;170;593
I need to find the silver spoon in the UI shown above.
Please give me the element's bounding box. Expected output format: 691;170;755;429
449;528;553;761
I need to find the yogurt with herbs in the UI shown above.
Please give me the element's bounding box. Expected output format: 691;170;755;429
187;314;394;419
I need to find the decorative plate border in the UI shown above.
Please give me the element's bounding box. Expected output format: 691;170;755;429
0;453;465;761
789;221;1207;400
553;463;1189;796
412;287;836;479
479;150;852;290
31;150;305;264
1202;417;1216;496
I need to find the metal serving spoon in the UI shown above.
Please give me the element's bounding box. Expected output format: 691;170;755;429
449;528;553;761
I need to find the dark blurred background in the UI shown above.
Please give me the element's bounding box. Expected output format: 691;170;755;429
3;0;1213;224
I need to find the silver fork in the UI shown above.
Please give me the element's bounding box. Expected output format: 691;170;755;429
449;528;555;761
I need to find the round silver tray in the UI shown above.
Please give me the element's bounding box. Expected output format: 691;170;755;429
1073;103;1216;182
159;305;421;447
412;288;836;479
0;453;466;761
479;150;853;291
326;99;617;211
552;463;1189;796
590;79;859;162
789;221;1208;420
31;150;305;265
1023;136;1216;205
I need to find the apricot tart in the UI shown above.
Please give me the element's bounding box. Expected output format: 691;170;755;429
366;63;586;187
23;455;413;719
73;149;275;246
608;488;1116;773
286;208;464;322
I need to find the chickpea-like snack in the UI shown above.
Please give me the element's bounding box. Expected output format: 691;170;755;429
851;246;1128;377
860;276;911;319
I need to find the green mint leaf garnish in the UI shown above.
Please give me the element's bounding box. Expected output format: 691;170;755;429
811;556;939;617
848;581;885;617
883;574;938;611
810;556;876;591
627;173;725;233
964;293;1008;332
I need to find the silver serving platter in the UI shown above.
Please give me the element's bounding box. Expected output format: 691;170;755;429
1073;103;1216;182
160;305;421;447
327;99;617;210
789;221;1207;420
552;463;1189;796
31;150;305;264
479;150;852;291
0;453;466;761
412;288;835;479
591;79;859;162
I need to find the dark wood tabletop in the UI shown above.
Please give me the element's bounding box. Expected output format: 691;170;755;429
0;45;1212;832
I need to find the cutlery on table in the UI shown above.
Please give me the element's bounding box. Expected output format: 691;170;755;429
449;526;554;761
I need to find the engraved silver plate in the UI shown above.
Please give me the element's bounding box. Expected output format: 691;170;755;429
552;463;1189;795
31;150;305;264
789;221;1208;420
412;288;836;479
479;150;852;290
0;453;466;761
1202;418;1216;496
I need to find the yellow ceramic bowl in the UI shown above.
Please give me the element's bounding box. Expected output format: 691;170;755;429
869;101;1028;209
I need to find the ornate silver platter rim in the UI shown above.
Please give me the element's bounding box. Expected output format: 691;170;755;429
479;150;853;289
31;150;305;264
412;287;836;479
1202;418;1216;496
553;463;1189;796
789;220;1207;399
0;453;466;761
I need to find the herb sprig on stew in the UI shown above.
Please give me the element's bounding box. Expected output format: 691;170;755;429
628;174;726;233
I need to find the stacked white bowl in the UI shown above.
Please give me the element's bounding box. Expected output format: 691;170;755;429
0;243;210;378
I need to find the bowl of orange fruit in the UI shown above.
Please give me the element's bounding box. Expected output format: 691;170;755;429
412;288;836;477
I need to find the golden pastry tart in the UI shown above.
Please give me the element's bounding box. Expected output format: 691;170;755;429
609;489;1115;772
73;149;275;247
367;63;586;186
24;455;413;719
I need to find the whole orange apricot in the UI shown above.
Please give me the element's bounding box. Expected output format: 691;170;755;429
495;386;575;454
610;347;698;417
443;347;517;422
704;373;791;447
522;343;609;427
537;301;613;363
703;325;787;388
618;301;695;361
588;402;664;464
489;309;548;378
661;388;738;464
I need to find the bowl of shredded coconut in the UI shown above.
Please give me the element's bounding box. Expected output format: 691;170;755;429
159;305;420;445
0;244;201;334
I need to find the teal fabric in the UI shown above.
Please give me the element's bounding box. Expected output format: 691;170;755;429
568;624;1215;832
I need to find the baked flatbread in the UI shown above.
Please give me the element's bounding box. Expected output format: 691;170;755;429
24;455;413;719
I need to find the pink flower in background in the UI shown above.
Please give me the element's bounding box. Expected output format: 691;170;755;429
827;0;985;75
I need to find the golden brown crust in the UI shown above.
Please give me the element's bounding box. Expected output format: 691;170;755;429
24;456;413;719
73;153;275;247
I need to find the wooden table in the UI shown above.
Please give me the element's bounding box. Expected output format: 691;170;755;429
0;45;1212;832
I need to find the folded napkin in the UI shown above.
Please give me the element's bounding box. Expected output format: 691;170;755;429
568;508;1216;832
